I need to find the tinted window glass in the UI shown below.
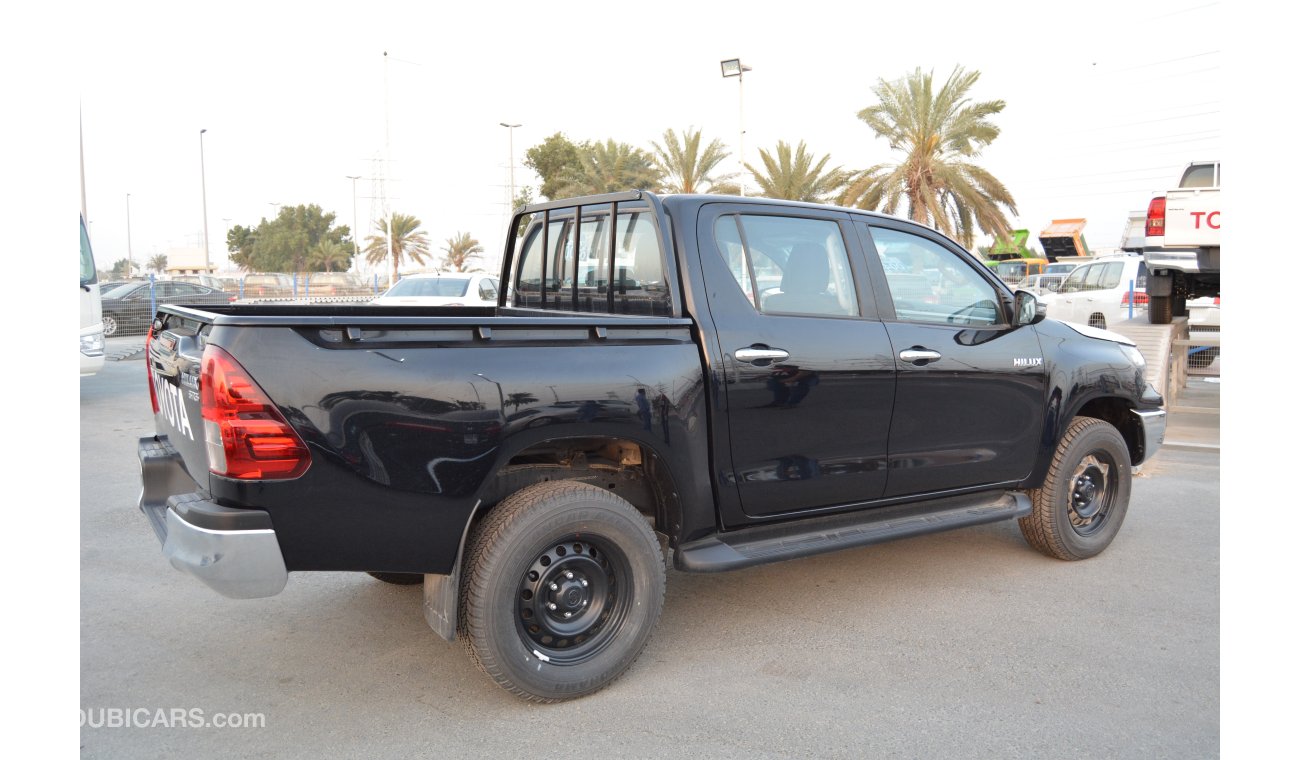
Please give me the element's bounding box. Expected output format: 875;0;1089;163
386;278;470;297
713;215;858;317
512;208;670;315
869;227;1001;326
1180;164;1217;188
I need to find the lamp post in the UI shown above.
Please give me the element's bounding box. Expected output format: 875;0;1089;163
126;193;134;278
199;129;211;273
720;58;751;196
499;123;521;209
345;175;361;271
221;218;231;271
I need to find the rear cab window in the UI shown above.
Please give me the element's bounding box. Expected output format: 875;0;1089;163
510;204;671;315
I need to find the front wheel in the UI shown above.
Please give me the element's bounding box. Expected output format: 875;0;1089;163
1020;416;1132;560
459;481;665;702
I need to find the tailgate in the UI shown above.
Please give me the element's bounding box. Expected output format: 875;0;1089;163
147;316;210;493
1162;188;1220;247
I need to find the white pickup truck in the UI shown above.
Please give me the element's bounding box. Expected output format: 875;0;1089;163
1142;161;1220;324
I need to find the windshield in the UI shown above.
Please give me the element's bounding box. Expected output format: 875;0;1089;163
384;277;470;298
1045;263;1076;274
995;262;1026;278
80;218;97;285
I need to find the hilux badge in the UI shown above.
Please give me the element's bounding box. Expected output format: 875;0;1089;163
1013;357;1043;368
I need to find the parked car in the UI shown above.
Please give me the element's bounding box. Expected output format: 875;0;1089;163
100;280;234;337
1022;261;1088;296
992;258;1048;287
372;272;499;306
1187;295;1220;328
172;274;230;290
239;273;296;298
1037;255;1148;330
307;271;370;297
139;190;1165;702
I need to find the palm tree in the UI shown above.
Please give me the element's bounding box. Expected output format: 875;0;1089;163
745;140;847;202
441;232;484;272
651;127;736;194
309;240;352;272
839;66;1018;248
364;213;430;285
559;140;662;197
148;254;168;274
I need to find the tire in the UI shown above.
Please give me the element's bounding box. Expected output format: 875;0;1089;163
366;571;423;585
1087;313;1106;330
459;481;665;702
102;313;118;337
1172;294;1188;318
1020;416;1132;561
1148;295;1172;324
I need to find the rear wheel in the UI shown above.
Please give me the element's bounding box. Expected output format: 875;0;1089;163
459;481;665;702
102;313;119;337
1020;416;1132;560
1087;313;1106;329
1148;295;1172;324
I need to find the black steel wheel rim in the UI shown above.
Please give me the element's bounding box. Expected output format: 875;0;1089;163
1069;453;1116;536
515;535;632;665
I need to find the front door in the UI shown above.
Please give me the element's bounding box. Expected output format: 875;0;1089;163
697;204;896;522
855;221;1048;498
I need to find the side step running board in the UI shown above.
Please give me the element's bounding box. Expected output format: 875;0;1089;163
676;491;1031;572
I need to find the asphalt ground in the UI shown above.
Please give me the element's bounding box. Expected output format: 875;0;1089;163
79;349;1219;758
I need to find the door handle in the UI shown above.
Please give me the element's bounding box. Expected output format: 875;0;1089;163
735;347;790;365
899;348;942;365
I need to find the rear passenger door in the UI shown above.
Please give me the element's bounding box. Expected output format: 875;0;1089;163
697;204;896;523
855;221;1047;498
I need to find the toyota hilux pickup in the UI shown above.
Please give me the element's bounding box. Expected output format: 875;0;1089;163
138;191;1166;702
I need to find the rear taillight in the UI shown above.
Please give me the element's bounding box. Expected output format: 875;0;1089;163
200;345;310;480
1121;291;1149;306
1214;296;1220;306
146;328;159;414
1146;196;1166;238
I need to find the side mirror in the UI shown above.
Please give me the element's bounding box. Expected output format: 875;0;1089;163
1014;290;1047;326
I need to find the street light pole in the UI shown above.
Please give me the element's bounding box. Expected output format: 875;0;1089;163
720;58;752;197
199;128;211;273
346;175;361;271
499;123;521;208
126;193;134;278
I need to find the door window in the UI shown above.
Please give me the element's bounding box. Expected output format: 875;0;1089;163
868;227;1002;326
712;214;859;317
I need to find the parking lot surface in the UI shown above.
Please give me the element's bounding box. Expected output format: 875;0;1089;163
81;356;1218;758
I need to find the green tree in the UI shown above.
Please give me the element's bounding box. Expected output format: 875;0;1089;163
745;140;847;202
441;231;485;272
839;66;1018;248
148;254;168;273
524;133;583;200
650;127;735;194
559;139;662;197
110;258;138;279
364;213;430;285
308;240;352;272
225;206;352;273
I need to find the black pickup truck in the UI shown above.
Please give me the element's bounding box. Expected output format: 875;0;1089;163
139;191;1166;702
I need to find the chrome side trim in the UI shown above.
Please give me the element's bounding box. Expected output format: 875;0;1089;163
1132;409;1167;464
162;509;288;599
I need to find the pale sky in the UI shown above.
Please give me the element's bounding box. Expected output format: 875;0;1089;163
76;0;1222;278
